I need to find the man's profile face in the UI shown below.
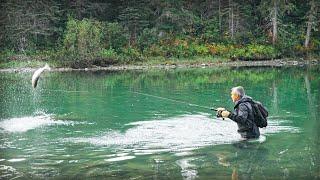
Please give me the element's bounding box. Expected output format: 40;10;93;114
231;91;240;103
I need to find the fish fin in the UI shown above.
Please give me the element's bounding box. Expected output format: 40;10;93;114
44;63;51;70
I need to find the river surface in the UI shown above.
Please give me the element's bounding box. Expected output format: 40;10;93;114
0;66;319;179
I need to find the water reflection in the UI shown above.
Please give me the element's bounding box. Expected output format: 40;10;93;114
176;158;198;180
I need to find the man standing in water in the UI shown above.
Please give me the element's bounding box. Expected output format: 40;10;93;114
217;86;260;139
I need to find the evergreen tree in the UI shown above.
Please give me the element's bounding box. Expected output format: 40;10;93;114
258;0;295;45
1;0;61;52
118;0;151;46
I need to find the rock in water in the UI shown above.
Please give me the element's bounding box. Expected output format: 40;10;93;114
32;64;51;88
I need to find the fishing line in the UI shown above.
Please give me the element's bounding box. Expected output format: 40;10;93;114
42;89;89;93
132;91;212;110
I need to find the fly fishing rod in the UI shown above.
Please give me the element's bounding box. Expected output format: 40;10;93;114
132;91;219;112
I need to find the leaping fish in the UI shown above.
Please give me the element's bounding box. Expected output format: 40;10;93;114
32;64;51;88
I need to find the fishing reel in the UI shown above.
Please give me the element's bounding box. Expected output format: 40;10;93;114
210;107;223;118
216;110;223;118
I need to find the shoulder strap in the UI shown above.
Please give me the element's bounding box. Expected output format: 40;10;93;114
237;102;255;127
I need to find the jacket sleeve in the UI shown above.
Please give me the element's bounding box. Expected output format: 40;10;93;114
228;104;249;125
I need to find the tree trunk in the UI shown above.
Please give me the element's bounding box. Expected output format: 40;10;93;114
19;35;26;53
235;6;239;33
229;0;234;39
304;0;315;48
218;0;221;33
130;23;137;46
272;0;278;45
305;21;312;48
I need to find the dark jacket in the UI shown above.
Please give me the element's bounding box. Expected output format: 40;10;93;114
228;95;260;139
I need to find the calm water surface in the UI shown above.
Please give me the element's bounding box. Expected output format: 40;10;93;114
0;66;319;179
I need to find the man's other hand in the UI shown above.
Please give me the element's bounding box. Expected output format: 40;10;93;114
221;110;230;118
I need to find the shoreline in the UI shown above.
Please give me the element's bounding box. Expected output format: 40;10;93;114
0;59;319;73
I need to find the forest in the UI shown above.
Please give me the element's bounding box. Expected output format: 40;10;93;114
0;0;319;68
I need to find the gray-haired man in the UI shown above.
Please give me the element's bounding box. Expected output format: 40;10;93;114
217;86;260;139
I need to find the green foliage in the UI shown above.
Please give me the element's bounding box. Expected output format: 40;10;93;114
156;7;199;35
62;18;78;54
137;28;159;51
207;44;231;56
63;18;103;58
275;24;301;56
207;44;277;60
145;38;211;58
0;49;15;63
143;45;166;57
103;22;129;51
1;0;61;52
60;17;104;67
99;48;118;59
189;43;209;56
231;44;278;60
201;18;221;43
0;60;47;69
1;0;319;68
120;47;143;62
118;1;151;44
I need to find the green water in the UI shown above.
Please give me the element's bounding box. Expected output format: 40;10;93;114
0;67;319;179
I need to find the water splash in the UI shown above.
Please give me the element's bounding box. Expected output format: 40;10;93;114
0;112;87;133
7;158;26;162
261;120;300;134
105;156;136;162
68;114;300;154
69;115;233;150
